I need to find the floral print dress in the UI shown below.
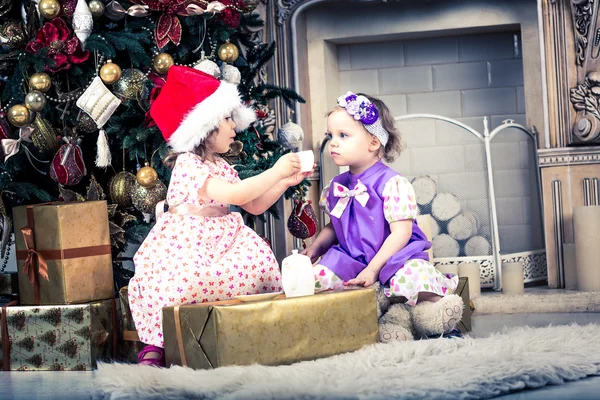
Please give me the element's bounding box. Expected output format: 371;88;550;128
129;153;282;347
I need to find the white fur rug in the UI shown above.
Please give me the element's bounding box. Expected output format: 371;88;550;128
95;324;600;400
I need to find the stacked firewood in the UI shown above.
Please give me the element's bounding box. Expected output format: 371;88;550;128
412;175;491;258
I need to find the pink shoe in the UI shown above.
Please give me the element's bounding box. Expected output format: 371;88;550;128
137;345;165;367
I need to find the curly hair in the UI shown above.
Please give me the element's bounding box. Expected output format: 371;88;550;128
162;130;218;168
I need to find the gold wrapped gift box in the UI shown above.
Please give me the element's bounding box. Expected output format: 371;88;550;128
12;201;113;305
163;288;378;369
456;277;473;333
0;298;117;371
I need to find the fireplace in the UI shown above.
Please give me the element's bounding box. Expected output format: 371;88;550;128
270;0;548;289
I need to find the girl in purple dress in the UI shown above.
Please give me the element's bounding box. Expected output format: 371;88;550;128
302;92;463;342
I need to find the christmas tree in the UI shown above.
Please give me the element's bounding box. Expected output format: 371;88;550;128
0;0;306;289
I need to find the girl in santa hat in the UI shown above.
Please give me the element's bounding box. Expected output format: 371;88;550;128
129;66;311;366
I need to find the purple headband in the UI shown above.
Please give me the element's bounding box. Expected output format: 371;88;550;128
337;91;389;146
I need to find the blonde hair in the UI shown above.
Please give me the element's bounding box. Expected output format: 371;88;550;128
163;130;219;168
326;93;403;163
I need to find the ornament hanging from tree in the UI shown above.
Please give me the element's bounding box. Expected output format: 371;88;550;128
153;53;174;75
99;60;122;85
7;105;30;127
136;161;158;187
39;0;61;19
287;199;318;247
132;180;167;215
109;171;136;209
72;0;93;50
29;72;52;92
24;91;47;112
49;135;87;186
76;76;121;167
278;121;304;149
88;0;104;18
218;40;239;63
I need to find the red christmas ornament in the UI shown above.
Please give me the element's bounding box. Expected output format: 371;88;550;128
131;0;198;48
60;0;77;17
255;109;267;119
287;199;318;241
25;18;89;73
50;138;87;186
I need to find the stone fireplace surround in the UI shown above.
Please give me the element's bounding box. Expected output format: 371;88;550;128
267;0;600;290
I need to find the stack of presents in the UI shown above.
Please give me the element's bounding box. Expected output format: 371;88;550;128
1;201;472;371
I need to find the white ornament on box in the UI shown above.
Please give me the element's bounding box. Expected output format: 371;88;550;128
72;0;93;49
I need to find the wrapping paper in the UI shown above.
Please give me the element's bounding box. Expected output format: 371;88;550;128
163;288;378;369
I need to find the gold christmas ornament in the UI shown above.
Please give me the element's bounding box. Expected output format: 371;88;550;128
99;61;122;85
132;180;167;214
136;162;158;187
113;69;147;100
32;114;60;155
7;105;30;127
24;91;47;112
153;53;174;75
88;0;105;18
109;171;136;209
29;72;52;92
218;41;239;63
77;113;98;133
38;0;61;19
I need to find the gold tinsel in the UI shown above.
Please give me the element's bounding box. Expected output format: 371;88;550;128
131;180;167;214
32;114;60;155
109;171;136;209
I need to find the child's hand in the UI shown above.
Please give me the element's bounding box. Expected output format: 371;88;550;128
343;267;379;287
274;153;301;178
286;164;315;186
300;245;320;264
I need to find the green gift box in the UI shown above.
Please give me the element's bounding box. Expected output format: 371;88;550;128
0;298;117;371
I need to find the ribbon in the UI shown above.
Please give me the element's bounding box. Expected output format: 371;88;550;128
2;124;34;162
15;204;111;305
330;180;370;218
1;299;19;371
186;1;226;15
105;1;149;20
1;125;49;174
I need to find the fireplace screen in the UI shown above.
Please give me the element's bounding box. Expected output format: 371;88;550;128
319;114;547;289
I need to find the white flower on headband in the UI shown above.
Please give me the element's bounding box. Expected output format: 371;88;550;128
336;91;389;146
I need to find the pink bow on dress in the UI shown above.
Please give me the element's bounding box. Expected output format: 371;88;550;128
330;180;370;218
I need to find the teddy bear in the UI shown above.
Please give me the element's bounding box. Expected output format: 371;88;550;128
374;283;464;342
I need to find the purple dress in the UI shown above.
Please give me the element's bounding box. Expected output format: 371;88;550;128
319;161;431;285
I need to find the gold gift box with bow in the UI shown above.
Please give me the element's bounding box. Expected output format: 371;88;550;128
163;288;379;370
12;201;113;306
0;298;118;371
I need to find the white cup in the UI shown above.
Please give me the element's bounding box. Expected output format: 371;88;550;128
297;150;314;172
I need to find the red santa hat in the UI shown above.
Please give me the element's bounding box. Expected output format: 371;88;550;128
149;66;256;153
